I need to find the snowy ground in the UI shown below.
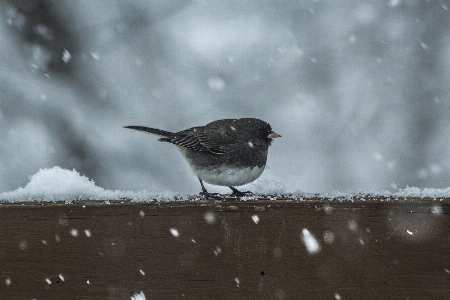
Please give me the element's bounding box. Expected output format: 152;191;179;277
1;166;449;203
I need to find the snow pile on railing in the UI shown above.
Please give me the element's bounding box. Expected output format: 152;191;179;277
1;166;450;203
0;167;180;202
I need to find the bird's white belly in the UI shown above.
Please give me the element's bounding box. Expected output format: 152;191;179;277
177;146;265;186
194;165;265;187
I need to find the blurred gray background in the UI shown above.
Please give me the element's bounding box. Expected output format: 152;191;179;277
1;0;450;195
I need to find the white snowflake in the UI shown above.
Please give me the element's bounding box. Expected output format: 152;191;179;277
170;228;179;238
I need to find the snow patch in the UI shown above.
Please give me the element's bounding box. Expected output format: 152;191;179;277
0;166;181;202
394;186;450;198
1;167;450;203
247;180;287;195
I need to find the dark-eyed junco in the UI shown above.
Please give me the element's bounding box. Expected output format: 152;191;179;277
124;118;280;198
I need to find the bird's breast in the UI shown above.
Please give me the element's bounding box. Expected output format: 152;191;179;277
193;165;265;187
176;145;267;186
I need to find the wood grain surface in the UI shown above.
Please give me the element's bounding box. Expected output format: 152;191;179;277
1;198;449;299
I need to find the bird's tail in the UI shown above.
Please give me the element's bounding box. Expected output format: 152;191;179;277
123;126;175;138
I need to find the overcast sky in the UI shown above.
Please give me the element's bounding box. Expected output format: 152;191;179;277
1;0;450;195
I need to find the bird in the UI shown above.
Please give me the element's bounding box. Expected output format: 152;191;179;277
124;118;280;198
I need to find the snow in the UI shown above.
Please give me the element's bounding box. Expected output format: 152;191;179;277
235;277;240;287
213;246;222;256
2;1;450;198
323;231;335;244
0;166;181;202
204;211;216;224
247;180;287;196
61;49;71;63
19;240;27;250
207;76;226;91
0;166;450;203
301;228;320;255
394;186;450;199
90;52;100;60
348;220;358;232
252;215;260;224
169;228;179;238
431;205;443;214
131;291;146;300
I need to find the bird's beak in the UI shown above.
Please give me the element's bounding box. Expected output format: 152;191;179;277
267;131;281;138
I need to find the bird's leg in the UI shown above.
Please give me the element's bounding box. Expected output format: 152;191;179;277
228;186;253;197
198;177;222;199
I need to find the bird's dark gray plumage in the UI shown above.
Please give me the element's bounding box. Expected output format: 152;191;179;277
124;118;280;198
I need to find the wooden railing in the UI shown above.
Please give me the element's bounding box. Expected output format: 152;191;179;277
1;197;449;299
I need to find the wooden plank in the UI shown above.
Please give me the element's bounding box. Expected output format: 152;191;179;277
1;198;449;299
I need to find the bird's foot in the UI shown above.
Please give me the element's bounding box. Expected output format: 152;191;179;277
228;187;254;197
198;177;223;200
199;191;223;200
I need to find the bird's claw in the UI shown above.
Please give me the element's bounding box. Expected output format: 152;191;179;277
231;190;253;197
228;186;253;197
199;191;223;200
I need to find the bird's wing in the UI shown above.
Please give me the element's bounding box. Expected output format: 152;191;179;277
160;127;236;155
197;129;233;154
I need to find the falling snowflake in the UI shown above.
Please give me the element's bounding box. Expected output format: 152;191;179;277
170;228;179;238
